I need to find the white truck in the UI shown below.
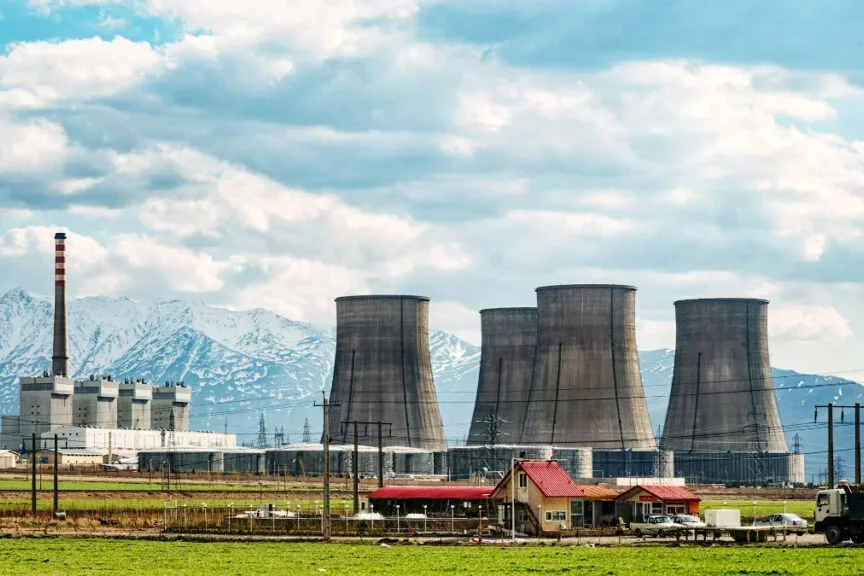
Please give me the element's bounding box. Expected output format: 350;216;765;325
814;484;864;545
630;515;684;538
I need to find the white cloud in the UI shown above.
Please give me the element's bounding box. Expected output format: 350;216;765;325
0;116;68;176
430;300;480;344
770;305;853;341
0;36;166;106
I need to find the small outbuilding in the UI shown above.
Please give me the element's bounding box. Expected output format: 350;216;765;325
614;485;701;523
491;460;585;534
366;486;493;517
0;450;18;468
37;449;105;467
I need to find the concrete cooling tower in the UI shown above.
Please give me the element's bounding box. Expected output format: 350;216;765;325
661;299;802;484
327;295;447;451
466;308;537;446
519;285;655;449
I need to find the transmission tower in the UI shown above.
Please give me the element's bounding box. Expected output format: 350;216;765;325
274;426;285;447
793;433;801;454
303;418;311;443
257;414;269;449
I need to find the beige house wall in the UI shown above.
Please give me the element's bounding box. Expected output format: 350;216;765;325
495;469;580;531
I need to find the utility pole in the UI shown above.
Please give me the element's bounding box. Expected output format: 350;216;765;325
31;433;37;517
315;396;338;539
378;421;384;489
353;421;359;514
53;434;59;517
342;420;392;504
828;403;834;489
856;403;861;485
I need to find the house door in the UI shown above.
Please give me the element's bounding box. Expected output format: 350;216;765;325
517;472;529;503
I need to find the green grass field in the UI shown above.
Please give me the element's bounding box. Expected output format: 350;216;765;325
0;478;294;492
0;539;861;575
701;500;814;521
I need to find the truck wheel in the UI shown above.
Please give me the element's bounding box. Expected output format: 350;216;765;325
851;532;864;544
826;525;844;545
634;528;642;538
657;530;665;538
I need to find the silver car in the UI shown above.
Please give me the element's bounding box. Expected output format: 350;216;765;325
671;514;708;530
753;513;809;534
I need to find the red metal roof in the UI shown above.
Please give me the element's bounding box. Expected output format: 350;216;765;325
368;486;493;500
515;461;585;498
615;485;701;503
578;485;620;501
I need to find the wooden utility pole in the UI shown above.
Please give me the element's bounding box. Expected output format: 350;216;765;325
856;403;861;485
353;421;359;514
343;420;392;500
828;403;834;489
31;433;37;517
377;421;384;489
53;434;59;516
322;397;331;539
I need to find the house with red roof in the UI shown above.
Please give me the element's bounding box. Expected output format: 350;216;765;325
614;485;701;523
491;460;586;534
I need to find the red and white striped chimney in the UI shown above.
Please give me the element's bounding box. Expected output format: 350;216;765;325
52;232;68;377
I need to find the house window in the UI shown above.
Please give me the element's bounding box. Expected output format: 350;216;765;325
518;473;528;488
666;505;685;515
545;510;567;522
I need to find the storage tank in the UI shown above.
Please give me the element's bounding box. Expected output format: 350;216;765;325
661;299;788;453
327;295;447;450
519;285;655;449
467;308;537;445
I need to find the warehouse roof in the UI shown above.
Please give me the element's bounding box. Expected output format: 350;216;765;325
616;485;700;503
368;486;493;500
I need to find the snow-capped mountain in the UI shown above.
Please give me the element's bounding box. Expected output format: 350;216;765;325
0;288;859;477
0;288;480;445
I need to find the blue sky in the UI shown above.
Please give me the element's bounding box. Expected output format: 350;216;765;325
1;0;864;377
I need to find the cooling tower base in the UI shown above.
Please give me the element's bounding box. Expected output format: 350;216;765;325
673;452;805;485
448;445;592;481
265;444;445;477
592;449;674;479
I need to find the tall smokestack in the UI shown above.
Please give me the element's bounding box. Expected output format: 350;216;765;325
52;232;68;377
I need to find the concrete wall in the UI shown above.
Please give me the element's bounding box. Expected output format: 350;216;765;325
151;386;191;432
73;380;118;429
467;308;537;446
591;449;673;479
328;295;447;450
19;377;73;442
520;285;655;449
673;451;804;485
661;299;788;454
118;382;152;429
137;449;264;474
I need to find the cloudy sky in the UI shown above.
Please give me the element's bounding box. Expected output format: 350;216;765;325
0;0;863;375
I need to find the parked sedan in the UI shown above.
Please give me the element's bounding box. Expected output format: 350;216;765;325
753;513;809;534
630;515;685;538
671;514;708;530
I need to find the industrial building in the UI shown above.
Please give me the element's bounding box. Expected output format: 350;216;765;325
592;449;674;479
118;380;152;429
45;426;235;456
36;449;105;468
0;450;18;468
519;285;656;450
265;443;443;477
327;295;447;451
138;447;264;474
660;299;803;484
151;383;191;432
447;445;592;482
467;308;538;446
73;377;118;428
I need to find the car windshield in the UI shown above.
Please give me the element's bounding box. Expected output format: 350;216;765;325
676;515;699;522
654;517;672;524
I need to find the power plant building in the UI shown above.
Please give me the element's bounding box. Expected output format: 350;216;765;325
661;299;803;484
327;295;447;451
467;308;537;446
448;445;592;481
519;285;656;450
73;377;118;428
0;230;224;454
265;443;442;477
151;384;191;432
138;447;263;474
118;380;152;429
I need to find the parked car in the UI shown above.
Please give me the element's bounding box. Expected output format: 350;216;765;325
629;515;685;537
671;514;708;530
753;513;809;534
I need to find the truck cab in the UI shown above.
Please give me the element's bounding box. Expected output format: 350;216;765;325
814;486;864;545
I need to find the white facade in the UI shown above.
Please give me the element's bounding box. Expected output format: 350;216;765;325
43;426;236;456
